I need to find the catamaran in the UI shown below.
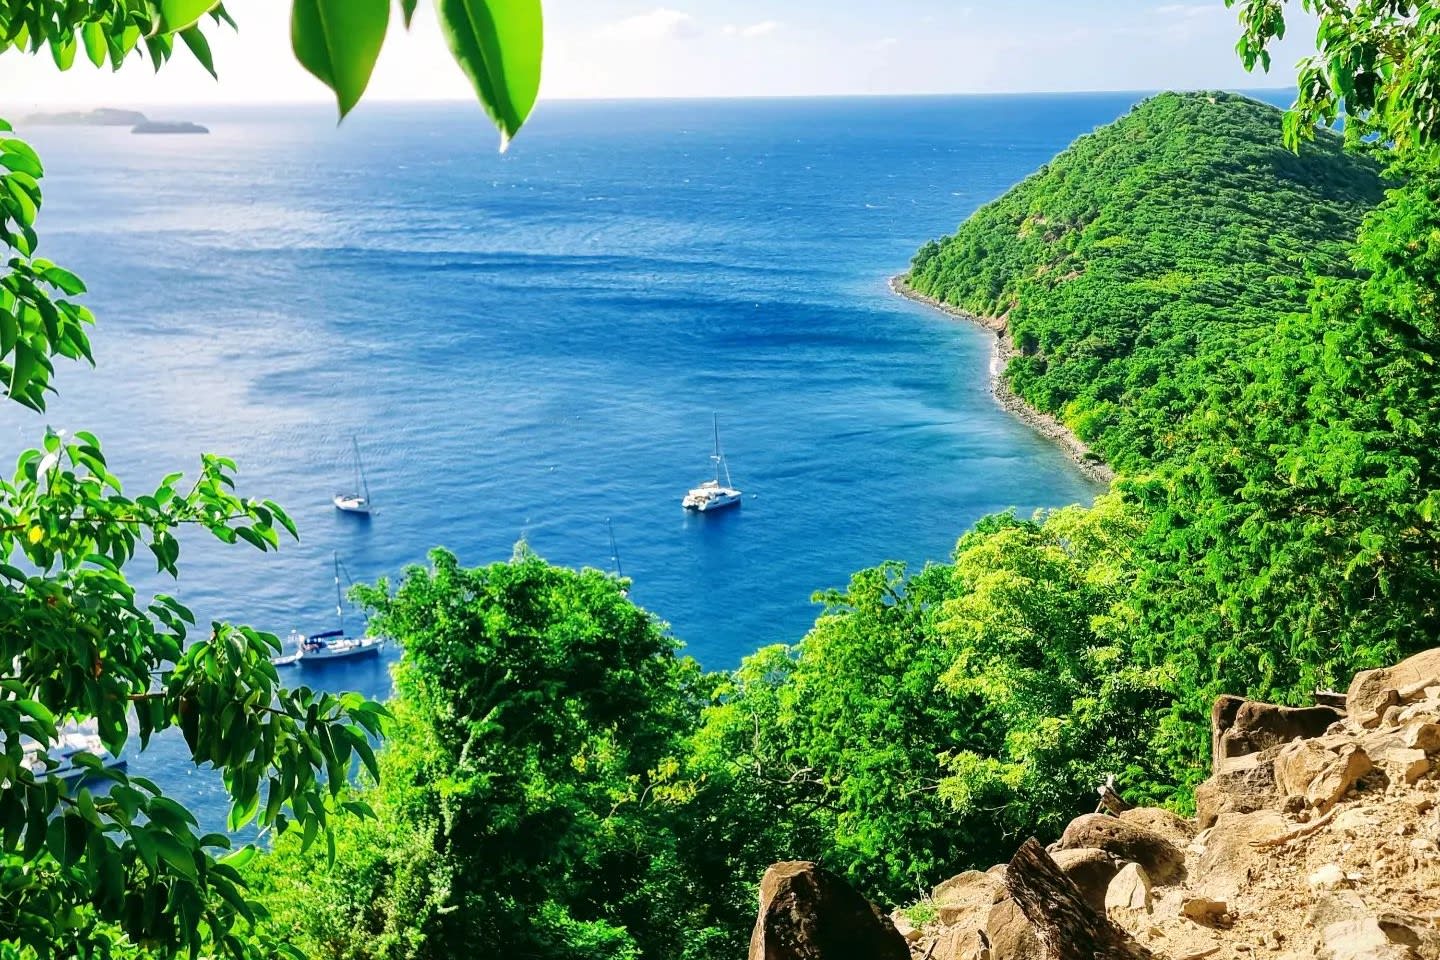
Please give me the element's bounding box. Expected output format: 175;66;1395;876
22;722;126;784
272;553;386;665
682;414;743;512
333;436;372;514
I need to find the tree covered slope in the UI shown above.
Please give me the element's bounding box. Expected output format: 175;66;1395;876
905;91;1384;471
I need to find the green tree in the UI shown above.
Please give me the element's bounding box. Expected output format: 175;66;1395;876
253;548;738;960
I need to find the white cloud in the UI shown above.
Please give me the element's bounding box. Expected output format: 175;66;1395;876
597;8;699;42
739;20;780;39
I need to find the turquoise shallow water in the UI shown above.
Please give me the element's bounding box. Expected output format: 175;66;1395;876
10;92;1289;825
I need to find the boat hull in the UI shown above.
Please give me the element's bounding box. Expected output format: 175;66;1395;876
683;493;742;512
333;494;370;514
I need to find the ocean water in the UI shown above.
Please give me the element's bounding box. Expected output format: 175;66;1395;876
7;92;1255;826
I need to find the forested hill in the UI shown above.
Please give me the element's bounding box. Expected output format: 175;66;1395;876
905;90;1384;472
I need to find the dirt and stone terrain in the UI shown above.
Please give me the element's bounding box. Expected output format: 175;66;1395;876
748;650;1440;959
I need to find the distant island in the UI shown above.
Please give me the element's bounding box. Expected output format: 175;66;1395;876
22;108;208;135
131;120;208;135
24;107;148;126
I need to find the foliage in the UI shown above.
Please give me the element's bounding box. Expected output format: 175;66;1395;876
690;497;1168;904
1227;0;1440;155
253;548;744;960
0;0;543;139
906;91;1383;473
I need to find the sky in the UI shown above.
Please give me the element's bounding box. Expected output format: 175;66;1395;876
0;0;1319;109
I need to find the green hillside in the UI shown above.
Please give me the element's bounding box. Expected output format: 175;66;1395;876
906;91;1384;471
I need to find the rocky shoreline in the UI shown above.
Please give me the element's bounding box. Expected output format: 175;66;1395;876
889;275;1115;485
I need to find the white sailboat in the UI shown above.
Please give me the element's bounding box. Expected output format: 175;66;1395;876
333;436;372;514
682;414;743;512
273;553;386;665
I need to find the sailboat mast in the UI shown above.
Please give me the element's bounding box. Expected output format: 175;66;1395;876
352;436;370;502
333;551;345;634
608;518;623;579
712;413;734;488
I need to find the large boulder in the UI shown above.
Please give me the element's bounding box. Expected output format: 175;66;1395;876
1211;694;1248;775
748;861;910;960
930;869;1003;927
1118;807;1197;847
1194;752;1279;829
1314;918;1420;960
1218;700;1345;763
1194;809;1289;902
1349;648;1440;720
1274;740;1372;813
985;897;1042;960
1054;814;1186;885
1050;847;1123;914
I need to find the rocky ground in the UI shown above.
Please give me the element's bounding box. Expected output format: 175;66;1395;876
748;650;1440;959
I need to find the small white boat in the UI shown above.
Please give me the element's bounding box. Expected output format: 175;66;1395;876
23;723;126;784
333;436;372;514
683;414;743;512
273;553;386;666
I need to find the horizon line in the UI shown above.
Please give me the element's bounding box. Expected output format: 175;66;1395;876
3;85;1300;112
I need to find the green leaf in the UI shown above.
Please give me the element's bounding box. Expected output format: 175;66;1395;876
158;0;222;33
49;34;77;71
399;0;418;28
291;0;390;119
435;0;544;149
179;26;216;79
81;23;106;68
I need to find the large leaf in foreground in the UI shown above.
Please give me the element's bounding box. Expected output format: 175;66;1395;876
436;0;543;148
291;0;390;118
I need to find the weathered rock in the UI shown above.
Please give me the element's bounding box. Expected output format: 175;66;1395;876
985;898;1042;960
1349;649;1440;720
1211;694;1248;775
1194;752;1279;829
1105;862;1152;914
888;910;920;943
1402;722;1440;754
1118;807;1197;846
928;926;987;960
1274;740;1372;813
1315;918;1416;960
1218;700;1345;763
748;861;909;960
1309;863;1350;891
930;869;1003;927
1181;897;1230;928
1384;747;1431;785
1050;848;1122;914
1195;810;1289;901
1055;814;1186;885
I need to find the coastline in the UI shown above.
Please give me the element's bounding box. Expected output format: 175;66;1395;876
889;275;1115;485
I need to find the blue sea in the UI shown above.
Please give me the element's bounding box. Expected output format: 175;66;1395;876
9;92;1282;828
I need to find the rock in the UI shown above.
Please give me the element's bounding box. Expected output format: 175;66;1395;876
1385;747;1431;785
1195;752;1278;829
889;910;921;942
1105;862;1153;914
1402;722;1440;754
1382;705;1404;728
1218;700;1345;763
930;869;1003;927
1315;918;1417;960
1118;807;1197;846
929;926;988;960
985;897;1042;960
1055;814;1186;885
1306;891;1373;930
1349;649;1440;720
747;861;910;960
1211;694;1249;775
1309;863;1350;890
1195;810;1289;901
1275;740;1372;813
1050;848;1122;914
1180;897;1230;928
